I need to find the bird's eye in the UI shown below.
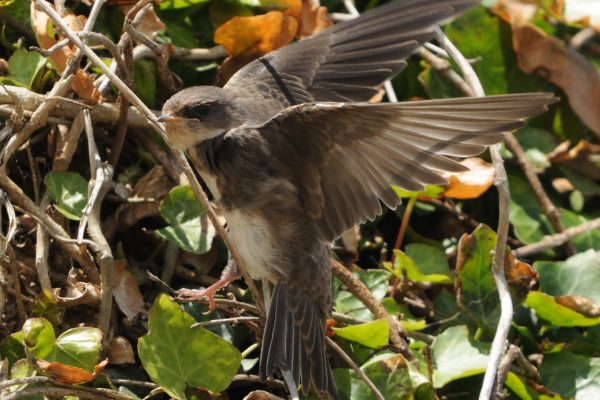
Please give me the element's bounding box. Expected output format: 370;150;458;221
181;104;211;119
195;105;210;116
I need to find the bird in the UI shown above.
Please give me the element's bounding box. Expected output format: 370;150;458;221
158;0;557;398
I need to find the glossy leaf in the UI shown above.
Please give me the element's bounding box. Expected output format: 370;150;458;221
22;318;103;372
540;351;600;399
45;172;89;221
455;225;500;330
386;249;453;284
156;186;216;254
138;294;242;399
432;325;490;387
334;270;391;321
333;319;389;348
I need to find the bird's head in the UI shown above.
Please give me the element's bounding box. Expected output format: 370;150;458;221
158;86;243;150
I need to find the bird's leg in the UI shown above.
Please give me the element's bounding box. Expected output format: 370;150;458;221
178;260;240;312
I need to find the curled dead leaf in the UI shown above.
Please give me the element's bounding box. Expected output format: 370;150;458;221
36;359;108;385
442;158;495;199
54;268;101;307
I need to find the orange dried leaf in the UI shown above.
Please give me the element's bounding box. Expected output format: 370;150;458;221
443;158;495;199
214;11;298;58
504;251;538;292
37;359;108;385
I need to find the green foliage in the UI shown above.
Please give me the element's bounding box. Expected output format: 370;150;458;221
138;294;242;399
44;172;89;220
21;318;102;372
333;319;389;348
156;186;216;254
0;49;47;89
431;325;490;387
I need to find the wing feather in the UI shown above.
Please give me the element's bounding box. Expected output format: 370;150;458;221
257;93;558;241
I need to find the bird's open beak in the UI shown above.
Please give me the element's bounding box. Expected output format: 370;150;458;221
157;114;185;123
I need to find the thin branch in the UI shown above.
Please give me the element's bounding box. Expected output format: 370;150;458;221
327;337;385;400
191;316;260;328
331;260;412;359
0;175;99;282
516;217;600;257
82;109;115;338
34;0;264;312
416;47;475;96
503;134;574;255
435;28;514;400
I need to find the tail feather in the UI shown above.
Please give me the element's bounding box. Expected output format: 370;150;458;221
260;282;337;399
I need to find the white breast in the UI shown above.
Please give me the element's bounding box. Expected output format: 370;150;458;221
224;209;273;280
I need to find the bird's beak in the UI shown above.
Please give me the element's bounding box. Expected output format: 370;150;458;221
157;114;185;123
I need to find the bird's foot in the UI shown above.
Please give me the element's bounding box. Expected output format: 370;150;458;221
178;260;240;313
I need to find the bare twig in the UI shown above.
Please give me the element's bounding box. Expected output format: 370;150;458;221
0;86;152;128
416;47;475;96
503;134;574;255
435;28;514;400
327;337;385;400
331;260;412;359
34;0;264;312
516;217;600;257
82;109;114;338
191;316;260;328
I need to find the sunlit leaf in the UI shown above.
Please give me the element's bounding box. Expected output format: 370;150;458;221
432;325;490;387
156;186;216;254
45;172;88;221
138;294;242;399
333;319;389;348
540;351;600;399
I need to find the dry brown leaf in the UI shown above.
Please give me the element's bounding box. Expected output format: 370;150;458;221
511;23;600;138
556;295;600;317
504;251;538;297
442;158;495;199
112;260;145;321
243;391;285;400
54;268;101;307
552;177;575;193
37;359;108;385
547;139;600;162
107;336;135;364
298;0;332;37
118;166;174;227
215;11;298;58
30;3;100;102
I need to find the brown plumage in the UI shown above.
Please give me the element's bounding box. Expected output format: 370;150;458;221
159;1;558;398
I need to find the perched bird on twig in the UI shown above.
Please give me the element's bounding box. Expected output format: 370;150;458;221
159;0;557;398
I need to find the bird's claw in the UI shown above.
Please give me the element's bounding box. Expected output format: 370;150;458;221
178;287;220;313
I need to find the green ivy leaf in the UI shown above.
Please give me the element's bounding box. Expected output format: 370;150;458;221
385;244;453;284
540;351;600;399
381;297;426;331
525;292;600;327
392;184;444;199
432;325;490;387
334;270;391;321
156;186;216;254
455;225;501;330
333;319;389;348
0;49;47;89
335;353;413;400
21;318;102;372
138;294;242;399
45;172;88;221
159;0;209;10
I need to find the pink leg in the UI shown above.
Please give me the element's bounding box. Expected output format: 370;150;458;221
177;260;240;312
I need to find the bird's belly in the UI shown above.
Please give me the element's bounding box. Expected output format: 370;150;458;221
224;209;273;280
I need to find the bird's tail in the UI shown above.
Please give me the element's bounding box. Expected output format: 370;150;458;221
259;281;337;400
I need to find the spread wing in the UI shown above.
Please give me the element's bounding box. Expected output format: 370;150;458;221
257;93;558;242
224;0;477;107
